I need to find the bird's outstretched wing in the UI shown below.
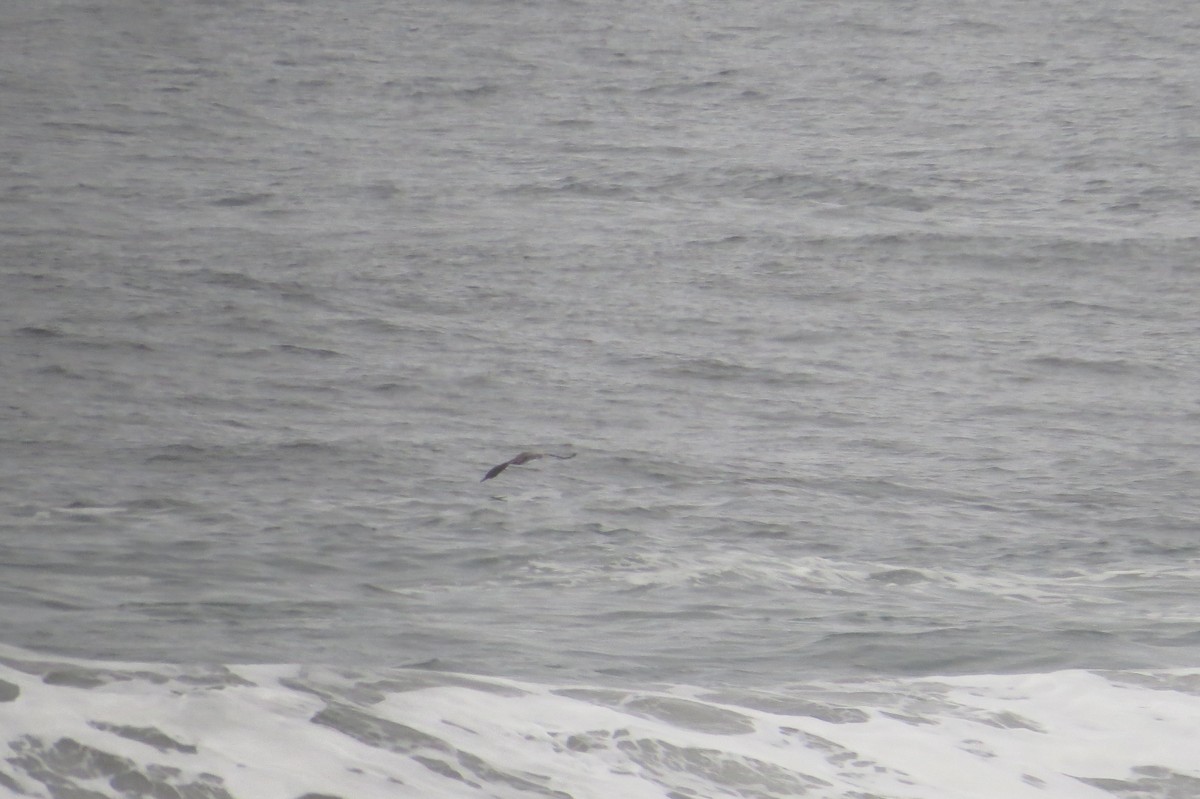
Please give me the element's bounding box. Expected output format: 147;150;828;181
481;451;575;481
482;460;512;481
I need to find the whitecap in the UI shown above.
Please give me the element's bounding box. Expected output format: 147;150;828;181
2;645;1197;799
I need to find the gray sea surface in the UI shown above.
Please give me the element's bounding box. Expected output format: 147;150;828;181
2;0;1199;688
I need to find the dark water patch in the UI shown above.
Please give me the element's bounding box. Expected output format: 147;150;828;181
311;701;569;797
1079;766;1200;799
334;317;410;336
611;733;834;797
31;363;85;379
121;599;343;626
42;120;138;136
1044;299;1127;314
12;325;154;354
636;77;736;97
673;166;936;210
210;192;274;207
145;444;209;463
868;568;929;586
359;180;399;200
125;496;201;513
652;356;818;388
276;343;345;358
7;735;234;799
144;439;352;469
12;325;64;338
35;666;168;690
804;627;1069;676
88;722;197;755
392;80;503;101
78;336;156;353
369;380;424;395
1026;356;1114;374
191;269;273;291
1024;355;1170;378
501;175;642;200
183;271;333;310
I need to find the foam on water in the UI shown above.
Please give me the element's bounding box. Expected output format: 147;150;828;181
1;645;1196;799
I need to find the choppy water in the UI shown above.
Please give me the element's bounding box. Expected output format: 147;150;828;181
2;0;1199;796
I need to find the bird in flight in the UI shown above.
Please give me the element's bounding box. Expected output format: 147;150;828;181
481;451;576;481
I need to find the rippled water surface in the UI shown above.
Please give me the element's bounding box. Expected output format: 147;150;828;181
3;0;1199;687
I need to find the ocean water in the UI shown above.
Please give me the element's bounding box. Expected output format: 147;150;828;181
2;0;1199;796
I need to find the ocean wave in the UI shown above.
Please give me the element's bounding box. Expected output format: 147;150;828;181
1;645;1196;799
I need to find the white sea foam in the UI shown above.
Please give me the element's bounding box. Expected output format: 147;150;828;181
2;645;1197;799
